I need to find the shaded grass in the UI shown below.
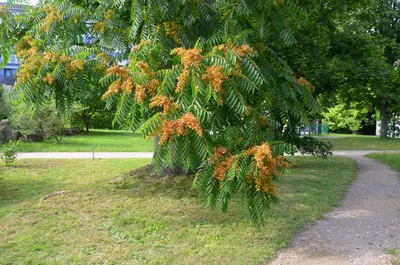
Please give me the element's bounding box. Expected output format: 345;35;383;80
0;157;357;264
365;153;400;172
0;129;153;152
320;136;400;150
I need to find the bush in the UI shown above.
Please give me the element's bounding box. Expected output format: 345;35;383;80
0;85;11;119
5;93;69;142
293;136;333;159
0;140;19;166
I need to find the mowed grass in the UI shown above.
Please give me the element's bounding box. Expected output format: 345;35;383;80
0;157;357;264
320;136;400;150
1;129;154;152
365;153;400;172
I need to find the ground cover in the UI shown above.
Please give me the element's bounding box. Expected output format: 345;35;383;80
0;156;357;264
320;136;400;150
0;129;153;152
365;153;400;172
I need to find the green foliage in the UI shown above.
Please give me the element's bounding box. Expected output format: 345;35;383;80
323;102;371;133
0;140;19;166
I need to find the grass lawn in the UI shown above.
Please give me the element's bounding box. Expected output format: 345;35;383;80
0;156;357;264
320;136;400;150
365;153;400;172
0;129;154;152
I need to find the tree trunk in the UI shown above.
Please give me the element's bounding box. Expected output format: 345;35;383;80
150;135;160;167
85;121;89;133
380;98;389;139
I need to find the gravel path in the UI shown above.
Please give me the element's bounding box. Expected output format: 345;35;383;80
270;151;400;265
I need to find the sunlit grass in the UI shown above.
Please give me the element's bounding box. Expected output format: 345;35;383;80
365;153;400;172
320;136;400;150
0;129;153;152
0;157;357;264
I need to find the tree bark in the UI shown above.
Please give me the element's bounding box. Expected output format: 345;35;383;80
380;98;389;139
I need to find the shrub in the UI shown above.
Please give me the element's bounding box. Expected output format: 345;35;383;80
293;136;333;159
5;93;69;142
0;140;19;166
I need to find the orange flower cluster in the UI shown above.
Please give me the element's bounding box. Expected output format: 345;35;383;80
134;84;146;103
213;44;255;57
96;52;111;64
40;4;62;32
65;59;84;79
164;21;182;43
15;36;34;54
247;143;290;194
176;69;189;93
159;113;203;145
171;48;203;93
102;79;122;99
94;21;105;33
214;44;228;54
171;48;203;68
107;64;129;79
15;37;41;87
102;77;134;99
235;44;255;57
131;40;149;53
149;95;180;114
294;77;313;93
103;64;159;101
135;61;154;77
202;65;226;96
43;51;59;63
42;72;55;85
213;146;228;159
213;155;236;181
104;10;115;20
59;54;71;63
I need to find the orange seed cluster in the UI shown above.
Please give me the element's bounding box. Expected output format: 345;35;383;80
202;65;226;96
94;21;105;33
213;155;236;181
42;72;55;85
40;4;62;32
159;113;202;145
164;21;182;43
247;143;290;194
235;44;255;57
149;95;180;114
171;48;203;92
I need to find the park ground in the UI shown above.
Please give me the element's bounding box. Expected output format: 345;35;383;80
1;131;400;264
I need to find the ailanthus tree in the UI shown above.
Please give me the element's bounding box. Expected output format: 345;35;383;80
1;0;320;225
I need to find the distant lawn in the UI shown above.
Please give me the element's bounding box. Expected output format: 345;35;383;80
320;136;400;150
365;153;400;172
0;157;357;264
0;129;153;152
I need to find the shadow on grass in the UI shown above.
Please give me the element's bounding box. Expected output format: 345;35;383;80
0;164;65;209
0;177;51;209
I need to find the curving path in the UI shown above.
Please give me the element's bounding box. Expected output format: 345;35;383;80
270;151;400;265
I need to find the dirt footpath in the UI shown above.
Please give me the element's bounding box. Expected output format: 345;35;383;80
270;153;400;265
